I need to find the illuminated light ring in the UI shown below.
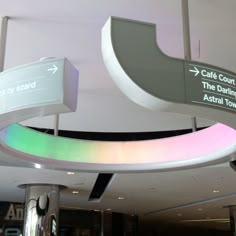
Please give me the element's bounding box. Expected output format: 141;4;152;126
0;27;235;172
0;123;235;172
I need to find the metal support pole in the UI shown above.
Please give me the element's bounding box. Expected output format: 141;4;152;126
181;0;197;132
182;0;191;61
40;57;60;137
0;16;8;72
54;114;59;136
191;117;197;132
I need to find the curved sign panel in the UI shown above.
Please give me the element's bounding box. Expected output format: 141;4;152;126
0;58;78;129
102;17;236;128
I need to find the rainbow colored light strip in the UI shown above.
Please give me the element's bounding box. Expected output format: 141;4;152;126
0;123;235;172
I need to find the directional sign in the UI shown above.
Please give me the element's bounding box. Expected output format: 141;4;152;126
0;58;78;117
102;17;236;127
189;66;200;77
185;62;236;113
48;64;58;74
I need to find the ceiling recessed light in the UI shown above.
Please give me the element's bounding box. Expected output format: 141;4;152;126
177;214;183;216
213;190;220;193
118;197;125;200
67;172;75;175
72;191;79;194
197;208;203;211
94;209;100;212
218;220;230;223
34;163;41;169
106;208;112;211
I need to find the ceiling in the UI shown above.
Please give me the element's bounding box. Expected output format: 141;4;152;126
0;164;236;231
0;0;236;232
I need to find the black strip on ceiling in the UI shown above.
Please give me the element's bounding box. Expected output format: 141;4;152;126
29;127;207;141
88;173;114;201
230;161;236;171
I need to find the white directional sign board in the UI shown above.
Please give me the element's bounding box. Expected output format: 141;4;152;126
0;58;78;117
185;62;236;113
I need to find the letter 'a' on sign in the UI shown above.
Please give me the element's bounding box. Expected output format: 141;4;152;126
102;17;236;129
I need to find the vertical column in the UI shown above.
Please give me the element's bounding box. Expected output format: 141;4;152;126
229;206;236;236
0;16;8;72
23;185;60;236
181;0;197;132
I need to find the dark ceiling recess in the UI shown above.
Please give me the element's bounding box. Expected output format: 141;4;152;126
230;161;236;171
29;127;207;141
88;173;114;201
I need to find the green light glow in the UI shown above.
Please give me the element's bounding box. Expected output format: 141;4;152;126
4;124;94;163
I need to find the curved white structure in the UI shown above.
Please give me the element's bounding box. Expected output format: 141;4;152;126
0;18;236;173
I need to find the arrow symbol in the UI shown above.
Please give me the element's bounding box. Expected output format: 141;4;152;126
189;66;200;77
48;65;58;74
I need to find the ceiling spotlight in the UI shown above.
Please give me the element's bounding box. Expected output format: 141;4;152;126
34;163;41;169
118;197;125;200
67;172;75;175
213;190;220;193
72;191;79;194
